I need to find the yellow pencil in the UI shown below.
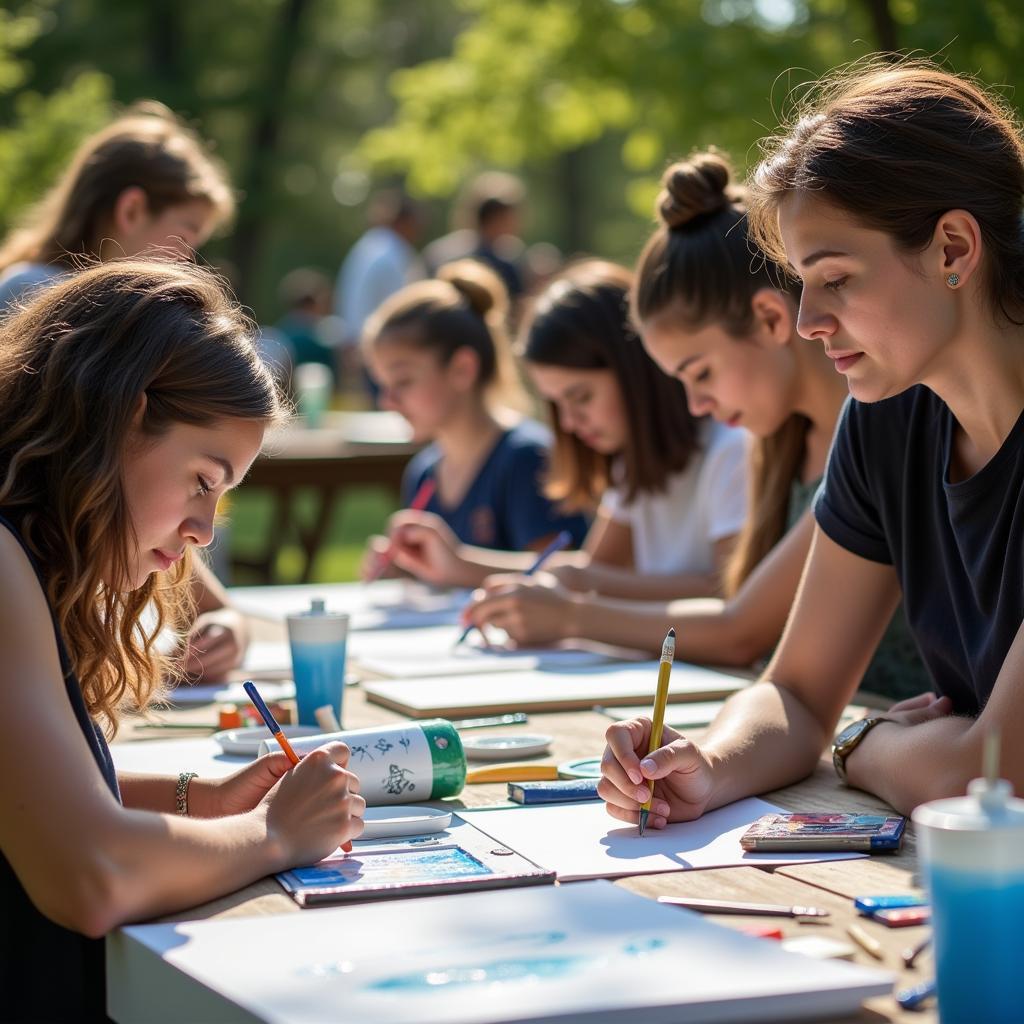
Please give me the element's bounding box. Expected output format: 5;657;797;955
639;627;675;836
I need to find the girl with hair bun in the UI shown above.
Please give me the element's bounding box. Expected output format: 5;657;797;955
362;259;588;563
0;261;364;1021
462;149;926;705
375;259;748;602
600;59;1024;828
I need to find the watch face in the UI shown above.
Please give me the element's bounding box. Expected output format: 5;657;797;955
835;718;870;748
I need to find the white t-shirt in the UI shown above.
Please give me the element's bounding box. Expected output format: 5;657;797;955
599;419;749;576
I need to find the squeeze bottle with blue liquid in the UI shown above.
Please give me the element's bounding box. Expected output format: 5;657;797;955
913;748;1024;1024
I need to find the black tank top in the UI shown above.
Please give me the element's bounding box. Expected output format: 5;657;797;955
0;513;120;1022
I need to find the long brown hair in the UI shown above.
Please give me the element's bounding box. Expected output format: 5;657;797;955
519;260;700;511
632;150;804;594
363;259;528;413
748;59;1024;325
0;101;234;273
0;260;284;732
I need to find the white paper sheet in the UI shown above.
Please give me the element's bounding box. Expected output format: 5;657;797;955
459;797;862;881
228;580;465;631
110;880;892;1024
351;625;620;678
363;663;746;717
157;677;296;707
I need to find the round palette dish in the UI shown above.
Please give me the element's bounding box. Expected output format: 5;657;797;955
213;725;324;758
557;757;603;779
461;734;553;761
359;805;453;840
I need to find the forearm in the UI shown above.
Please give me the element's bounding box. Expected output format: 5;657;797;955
700;682;830;810
569;593;769;666
845;715;978;814
119;773;222;818
451;547;583;588
574;563;721;601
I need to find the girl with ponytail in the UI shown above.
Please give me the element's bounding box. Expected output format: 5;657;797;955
362;259;588;560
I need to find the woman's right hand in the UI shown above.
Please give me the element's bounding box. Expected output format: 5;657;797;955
598;719;717;828
261;742;365;867
387;511;469;586
361;535;399;581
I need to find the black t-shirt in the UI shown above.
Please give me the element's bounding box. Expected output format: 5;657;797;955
0;513;120;1023
815;387;1024;716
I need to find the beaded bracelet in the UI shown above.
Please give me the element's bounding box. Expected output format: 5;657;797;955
175;771;199;816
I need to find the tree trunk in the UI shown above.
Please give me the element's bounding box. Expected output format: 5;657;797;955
229;0;312;302
860;0;900;55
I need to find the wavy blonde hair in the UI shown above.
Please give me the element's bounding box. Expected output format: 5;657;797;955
0;259;284;733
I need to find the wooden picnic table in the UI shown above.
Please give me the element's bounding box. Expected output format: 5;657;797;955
113;617;934;1023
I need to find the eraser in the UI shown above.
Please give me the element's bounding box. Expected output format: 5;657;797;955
508;778;601;804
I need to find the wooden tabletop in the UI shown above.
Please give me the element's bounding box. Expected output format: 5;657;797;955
118;621;934;1023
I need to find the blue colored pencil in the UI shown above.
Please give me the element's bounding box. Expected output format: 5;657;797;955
454;529;574;649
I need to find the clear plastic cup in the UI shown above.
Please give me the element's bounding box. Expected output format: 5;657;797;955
913;776;1024;1023
286;599;349;727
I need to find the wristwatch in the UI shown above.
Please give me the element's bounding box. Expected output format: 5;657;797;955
832;716;890;784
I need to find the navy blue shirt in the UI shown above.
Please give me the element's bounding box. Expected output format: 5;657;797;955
402;420;588;550
0;513;120;1022
815;387;1024;715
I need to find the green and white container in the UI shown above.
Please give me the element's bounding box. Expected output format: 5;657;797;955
258;719;465;805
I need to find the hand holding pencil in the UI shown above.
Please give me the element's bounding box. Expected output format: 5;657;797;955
363;478;437;583
242;680;365;860
597;632;718;830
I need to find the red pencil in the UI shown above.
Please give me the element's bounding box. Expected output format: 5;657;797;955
366;477;436;582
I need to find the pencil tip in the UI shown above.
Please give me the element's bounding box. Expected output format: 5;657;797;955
638;809;648;836
667;627;675;638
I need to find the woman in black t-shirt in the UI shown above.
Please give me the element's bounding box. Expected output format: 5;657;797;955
0;261;365;1022
599;60;1024;825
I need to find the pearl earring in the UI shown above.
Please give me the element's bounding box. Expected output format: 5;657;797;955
946;272;960;288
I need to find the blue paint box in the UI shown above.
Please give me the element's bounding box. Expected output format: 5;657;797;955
508;778;601;804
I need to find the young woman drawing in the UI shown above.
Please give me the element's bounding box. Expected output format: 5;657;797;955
600;60;1024;827
0;261;364;1022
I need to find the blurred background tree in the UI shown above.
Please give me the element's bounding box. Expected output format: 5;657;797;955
2;0;1021;317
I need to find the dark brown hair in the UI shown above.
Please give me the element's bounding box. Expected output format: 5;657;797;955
518;260;700;511
363;258;527;412
632;150;804;594
748;59;1024;325
0;259;284;731
0;101;234;273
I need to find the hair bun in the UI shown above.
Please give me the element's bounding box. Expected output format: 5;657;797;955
438;259;508;320
657;150;736;229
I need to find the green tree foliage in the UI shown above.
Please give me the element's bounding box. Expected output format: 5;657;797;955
0;4;112;238
362;0;1024;223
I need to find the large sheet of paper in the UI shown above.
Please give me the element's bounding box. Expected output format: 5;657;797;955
459;797;861;881
157;675;296;707
228;580;465;631
108;880;891;1024
363;663;747;717
350;625;619;678
596;700;725;727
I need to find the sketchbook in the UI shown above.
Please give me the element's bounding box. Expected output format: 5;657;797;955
108;880;892;1024
277;815;554;906
362;662;748;717
458;797;862;882
228;580;465;631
